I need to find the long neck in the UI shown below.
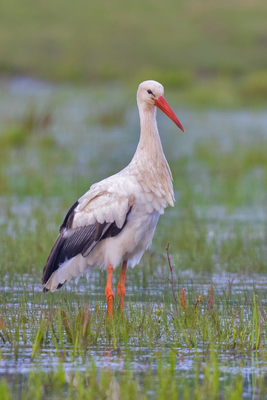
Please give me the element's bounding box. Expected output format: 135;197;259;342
137;105;163;155
129;103;174;206
132;103;167;165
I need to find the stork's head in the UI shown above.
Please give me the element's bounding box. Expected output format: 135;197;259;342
137;80;185;132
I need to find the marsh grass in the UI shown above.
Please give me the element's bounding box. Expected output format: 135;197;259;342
0;285;267;398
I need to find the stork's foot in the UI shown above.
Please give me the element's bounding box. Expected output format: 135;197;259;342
105;265;114;319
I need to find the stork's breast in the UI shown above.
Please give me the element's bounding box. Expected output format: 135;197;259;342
137;182;168;215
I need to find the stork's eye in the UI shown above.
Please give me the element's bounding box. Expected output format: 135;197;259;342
147;89;154;96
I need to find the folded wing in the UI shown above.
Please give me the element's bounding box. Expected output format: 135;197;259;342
42;190;134;291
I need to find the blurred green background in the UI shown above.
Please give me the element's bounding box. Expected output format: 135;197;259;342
0;0;267;108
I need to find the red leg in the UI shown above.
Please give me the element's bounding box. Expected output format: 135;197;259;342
105;265;114;319
117;260;127;311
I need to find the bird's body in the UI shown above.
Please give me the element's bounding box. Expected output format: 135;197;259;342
42;80;184;316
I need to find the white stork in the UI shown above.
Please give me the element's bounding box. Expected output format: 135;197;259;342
42;80;185;318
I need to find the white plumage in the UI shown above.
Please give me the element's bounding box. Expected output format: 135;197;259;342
42;80;184;315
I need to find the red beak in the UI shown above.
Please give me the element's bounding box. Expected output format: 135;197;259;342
154;96;185;132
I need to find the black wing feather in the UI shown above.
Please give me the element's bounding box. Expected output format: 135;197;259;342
42;201;132;291
60;200;79;231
